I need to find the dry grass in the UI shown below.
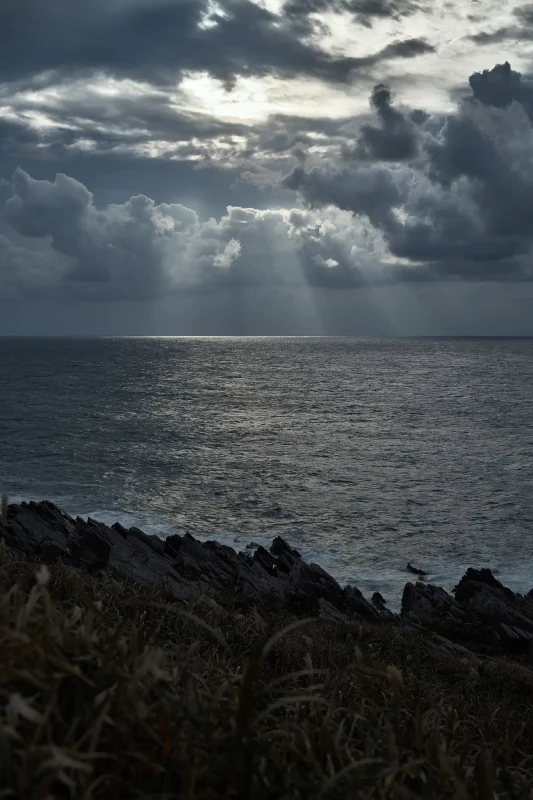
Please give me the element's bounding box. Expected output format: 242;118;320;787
1;548;533;799
1;494;7;528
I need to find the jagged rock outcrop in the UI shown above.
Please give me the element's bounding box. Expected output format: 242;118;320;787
402;567;533;658
0;500;382;623
3;500;533;663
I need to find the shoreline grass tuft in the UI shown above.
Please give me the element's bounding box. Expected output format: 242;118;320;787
1;548;533;798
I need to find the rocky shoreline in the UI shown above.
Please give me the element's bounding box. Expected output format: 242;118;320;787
2;499;533;664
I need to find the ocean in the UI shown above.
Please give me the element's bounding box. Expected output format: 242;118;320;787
1;336;532;606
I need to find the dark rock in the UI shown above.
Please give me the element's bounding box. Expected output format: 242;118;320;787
318;598;349;623
427;633;481;663
40;542;69;566
164;534;183;558
454;568;515;603
129;527;166;556
402;582;465;622
400;573;533;658
289;560;344;609
406;562;427;577
69;521;111;572
372;591;387;608
112;522;129;538
253;545;277;576
1;501;73;557
1;500;388;632
499;623;533;655
344;586;379;619
285;591;320;617
270;537;301;573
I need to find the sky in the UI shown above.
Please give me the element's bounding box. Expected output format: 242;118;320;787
1;0;533;335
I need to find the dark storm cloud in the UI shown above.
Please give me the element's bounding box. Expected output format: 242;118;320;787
468;3;533;46
468;61;533;121
5;59;533;300
351;83;419;161
284;63;533;281
0;0;431;89
0;119;43;157
284;0;421;28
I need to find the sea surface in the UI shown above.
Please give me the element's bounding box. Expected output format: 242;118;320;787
1;336;532;606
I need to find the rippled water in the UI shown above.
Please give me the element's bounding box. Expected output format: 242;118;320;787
1;336;532;605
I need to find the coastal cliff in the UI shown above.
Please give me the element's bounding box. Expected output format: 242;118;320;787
3;500;533;662
2;500;533;797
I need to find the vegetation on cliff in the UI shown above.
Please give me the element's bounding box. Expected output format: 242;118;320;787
2;543;533;799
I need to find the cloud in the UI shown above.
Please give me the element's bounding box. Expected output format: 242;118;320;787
468;61;533;121
4;60;533;301
3;169;201;298
0;0;431;91
468;3;533;45
351;83;419;161
0;168;399;298
284;63;533;281
284;0;421;28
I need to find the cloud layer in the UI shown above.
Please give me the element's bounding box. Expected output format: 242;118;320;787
285;62;533;282
2;62;533;302
2;0;533;324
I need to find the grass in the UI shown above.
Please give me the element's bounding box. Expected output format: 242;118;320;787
1;546;533;798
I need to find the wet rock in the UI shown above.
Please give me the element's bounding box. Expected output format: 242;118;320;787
406;562;427;577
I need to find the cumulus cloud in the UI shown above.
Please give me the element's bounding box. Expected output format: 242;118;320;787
351;83;419;161
284;62;533;281
468;61;533;121
0;168;398;298
4;60;533;300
